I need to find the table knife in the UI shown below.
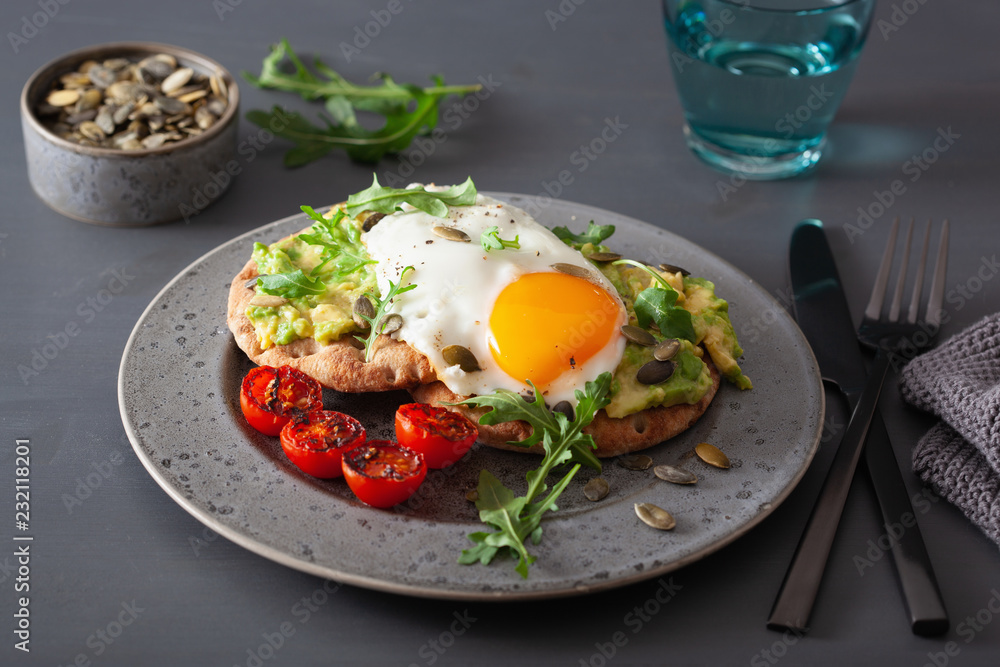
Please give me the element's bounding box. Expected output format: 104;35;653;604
767;219;948;636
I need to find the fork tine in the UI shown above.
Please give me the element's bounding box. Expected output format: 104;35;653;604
925;219;950;328
906;219;932;325
865;217;900;320
888;218;914;322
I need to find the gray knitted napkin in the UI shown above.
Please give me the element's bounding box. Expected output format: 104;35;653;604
898;313;1000;545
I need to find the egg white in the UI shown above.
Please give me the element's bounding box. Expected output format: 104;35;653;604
361;192;627;405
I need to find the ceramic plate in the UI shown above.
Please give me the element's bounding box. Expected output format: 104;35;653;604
118;194;823;600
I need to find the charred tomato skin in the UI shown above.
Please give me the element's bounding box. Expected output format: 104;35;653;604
341;441;427;508
280;410;366;478
240;365;323;436
394;403;478;469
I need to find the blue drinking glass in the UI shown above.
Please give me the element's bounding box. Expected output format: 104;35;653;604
663;0;876;179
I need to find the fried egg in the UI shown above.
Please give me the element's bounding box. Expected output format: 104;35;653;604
362;191;627;405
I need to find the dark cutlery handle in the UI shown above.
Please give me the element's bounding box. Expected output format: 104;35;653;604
767;349;891;633
864;415;949;636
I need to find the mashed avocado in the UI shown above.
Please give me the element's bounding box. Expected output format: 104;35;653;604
246;210;377;349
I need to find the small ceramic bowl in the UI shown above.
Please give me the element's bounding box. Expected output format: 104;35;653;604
21;42;240;226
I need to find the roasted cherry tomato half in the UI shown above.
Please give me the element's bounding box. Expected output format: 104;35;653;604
280;410;366;478
341;441;427;509
394;403;478;469
239;365;323;436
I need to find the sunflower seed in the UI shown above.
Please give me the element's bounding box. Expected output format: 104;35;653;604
87;65;116;89
210;71;228;99
141;133;167;149
442;345;481;373
587;251;622;262
653;338;681;361
653;465;698;485
94;106;116;135
378;313;403;335
431;225;470;243
658;263;691;277
621;325;656;347
76;88;103;111
695;442;730;469
194;106;216;130
65;109;97;125
154;95;188;115
249;294;288;308
636;359;676;385
618;454;653;471
635;503;676;530
584;477;610;502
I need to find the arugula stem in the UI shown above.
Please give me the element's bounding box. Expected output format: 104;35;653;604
613;259;674;291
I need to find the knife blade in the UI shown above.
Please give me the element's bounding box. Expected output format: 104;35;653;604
768;219;948;636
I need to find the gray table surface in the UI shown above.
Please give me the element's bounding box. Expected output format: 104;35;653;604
2;0;999;665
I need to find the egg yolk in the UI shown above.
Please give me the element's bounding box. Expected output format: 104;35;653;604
488;272;621;390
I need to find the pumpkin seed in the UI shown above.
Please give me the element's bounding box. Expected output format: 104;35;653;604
210;71;228;99
695;442;730;469
587;251;622;262
465;489;479;503
442;345;481;373
160;67;193;94
378;313;403;335
621;325;656;347
94;106;116;135
617;454;653;471
352;296;375;328
550;263;595;280
658;263;691;277
653;465;698;485
551;400;575;422
194;106;216;130
431;225;470;243
635;503;676;530
584;477;610;502
77;121;105;142
636;359;676;385
653;338;681;361
46;89;80;107
249;294;288;308
154;95;188;115
362;212;386;232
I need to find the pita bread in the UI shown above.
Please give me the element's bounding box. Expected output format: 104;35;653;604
408;359;721;458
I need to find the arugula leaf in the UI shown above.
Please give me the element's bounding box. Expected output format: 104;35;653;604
614;259;698;343
551;220;615;247
297;205;376;278
481;226;520;252
354;266;417;363
456;372;612;578
244;39;483;166
255;270;325;298
345;175;477;218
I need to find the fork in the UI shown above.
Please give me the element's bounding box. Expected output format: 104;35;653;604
768;217;950;634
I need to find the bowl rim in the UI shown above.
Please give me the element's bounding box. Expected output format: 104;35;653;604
21;40;240;158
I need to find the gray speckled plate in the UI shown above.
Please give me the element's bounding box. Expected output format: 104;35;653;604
118;194;824;600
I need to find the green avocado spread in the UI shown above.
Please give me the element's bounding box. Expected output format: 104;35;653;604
243;213;751;419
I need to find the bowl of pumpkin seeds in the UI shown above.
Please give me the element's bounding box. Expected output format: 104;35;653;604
21;42;239;226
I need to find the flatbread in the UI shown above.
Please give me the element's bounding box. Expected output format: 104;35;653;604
228;226;722;456
227;251;437;393
408;359;721;458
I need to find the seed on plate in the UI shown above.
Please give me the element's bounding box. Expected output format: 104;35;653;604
550;263;598;281
47;89;80;107
695;442;730;469
352;296;375;328
465;489;479;503
584;477;610;502
658;263;691;277
442;344;481;373
378;313;403;335
160;67;193;94
653;338;681;361
621;325;656;347
636;359;676;385
431;225;470;243
552;400;575;422
618;454;653;471
249;294;288;308
635;503;676;530
587;251;622;262
654;464;697;485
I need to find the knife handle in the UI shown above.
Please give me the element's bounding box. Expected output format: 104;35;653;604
767;349;891;633
864;415;949;636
